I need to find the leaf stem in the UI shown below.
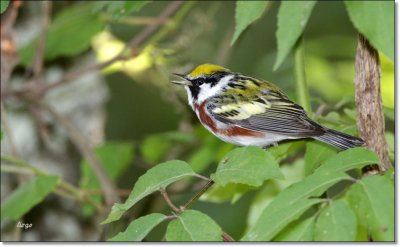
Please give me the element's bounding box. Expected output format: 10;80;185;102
181;180;215;211
294;35;312;114
160;188;181;213
222;231;235;242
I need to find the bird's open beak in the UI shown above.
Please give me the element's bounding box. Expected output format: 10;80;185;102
171;73;192;86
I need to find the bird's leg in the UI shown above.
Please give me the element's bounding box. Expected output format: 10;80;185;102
262;142;278;150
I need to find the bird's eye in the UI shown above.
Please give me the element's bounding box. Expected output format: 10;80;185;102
196;78;205;86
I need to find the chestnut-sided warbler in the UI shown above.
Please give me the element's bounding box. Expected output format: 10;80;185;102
172;64;364;150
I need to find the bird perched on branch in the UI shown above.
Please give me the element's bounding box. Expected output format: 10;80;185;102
172;64;364;150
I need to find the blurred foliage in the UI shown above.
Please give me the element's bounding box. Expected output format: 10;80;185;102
344;1;394;61
1;175;59;221
231;1;269;45
20;2;105;65
274;1;317;70
1;0;394;242
0;0;9;14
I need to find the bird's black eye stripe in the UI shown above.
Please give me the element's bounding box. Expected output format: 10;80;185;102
191;71;231;87
192;77;205;85
209;71;230;86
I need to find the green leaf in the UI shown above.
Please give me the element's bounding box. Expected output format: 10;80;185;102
268;141;304;162
314;200;357;241
347;175;394;241
1;0;9;14
200;183;254;204
247;159;305;229
304;141;337;175
314;147;379;174
274;1;317;70
274;216;315;241
243;198;322;241
19;2;105;66
344;1;394;61
385;132;394;162
94;1;149;18
166;210;222;241
109;213;166;241
80;142;134;216
1;175;59;221
231;1;269;45
383;107;394;122
243;169;349;241
102;160;197;224
124;1;149;14
383;167;394;185
211;146;283;187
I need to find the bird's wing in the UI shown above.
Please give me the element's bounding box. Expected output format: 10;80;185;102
206;89;324;137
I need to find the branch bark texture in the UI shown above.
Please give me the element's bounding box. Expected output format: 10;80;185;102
354;34;391;172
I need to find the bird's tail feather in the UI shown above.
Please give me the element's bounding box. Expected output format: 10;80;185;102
314;128;365;150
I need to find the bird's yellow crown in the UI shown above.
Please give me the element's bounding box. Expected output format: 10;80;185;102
188;64;228;77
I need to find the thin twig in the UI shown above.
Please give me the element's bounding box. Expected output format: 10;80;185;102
40;55;125;94
40;0;184;95
31;1;52;80
160;179;234;241
29;105;50;142
160;188;181;213
1;155;104;213
102;15;170;26
85;188;132;197
38;100;119;207
1;164;34;175
0;102;18;156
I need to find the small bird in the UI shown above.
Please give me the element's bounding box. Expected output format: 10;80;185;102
172;64;364;150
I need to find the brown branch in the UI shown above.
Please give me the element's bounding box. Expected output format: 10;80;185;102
29;105;50;143
38;100;119;207
354;34;391;173
160;188;181;213
31;1;52;80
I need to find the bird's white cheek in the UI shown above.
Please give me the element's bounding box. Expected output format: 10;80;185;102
196;84;211;104
196;75;234;104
